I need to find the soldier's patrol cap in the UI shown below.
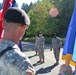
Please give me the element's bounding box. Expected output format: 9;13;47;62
4;7;30;26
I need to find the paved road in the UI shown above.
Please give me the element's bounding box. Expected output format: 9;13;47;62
21;41;74;75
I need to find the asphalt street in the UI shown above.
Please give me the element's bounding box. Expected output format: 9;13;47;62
21;41;74;75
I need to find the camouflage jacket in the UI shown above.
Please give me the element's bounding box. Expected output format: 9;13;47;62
51;37;62;50
38;37;45;46
0;40;35;75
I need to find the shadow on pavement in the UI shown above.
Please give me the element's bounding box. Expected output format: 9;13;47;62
35;64;57;75
33;62;42;67
28;54;37;59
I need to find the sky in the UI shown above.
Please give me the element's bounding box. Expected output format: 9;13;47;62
16;0;38;7
0;0;38;7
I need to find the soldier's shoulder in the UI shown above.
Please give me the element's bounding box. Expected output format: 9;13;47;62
56;37;61;40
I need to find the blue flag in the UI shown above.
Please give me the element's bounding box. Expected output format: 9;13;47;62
62;0;76;66
72;38;76;62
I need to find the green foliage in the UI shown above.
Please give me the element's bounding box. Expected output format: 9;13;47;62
27;0;53;36
61;38;65;46
57;0;74;37
44;37;51;44
21;2;33;13
23;37;35;42
21;0;74;38
23;36;65;45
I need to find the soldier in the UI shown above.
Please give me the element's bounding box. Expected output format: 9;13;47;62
37;32;45;64
0;7;35;75
50;33;62;65
34;34;39;56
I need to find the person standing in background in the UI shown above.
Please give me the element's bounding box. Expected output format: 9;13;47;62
34;34;39;56
37;32;45;64
50;33;62;65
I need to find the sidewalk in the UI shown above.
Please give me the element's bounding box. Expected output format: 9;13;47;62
22;41;75;75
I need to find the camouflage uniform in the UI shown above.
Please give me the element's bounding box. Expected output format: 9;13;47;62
0;40;35;75
34;37;39;55
51;37;62;62
38;37;45;60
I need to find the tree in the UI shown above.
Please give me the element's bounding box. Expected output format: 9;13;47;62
27;0;52;36
57;0;74;37
21;2;33;13
23;0;74;38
